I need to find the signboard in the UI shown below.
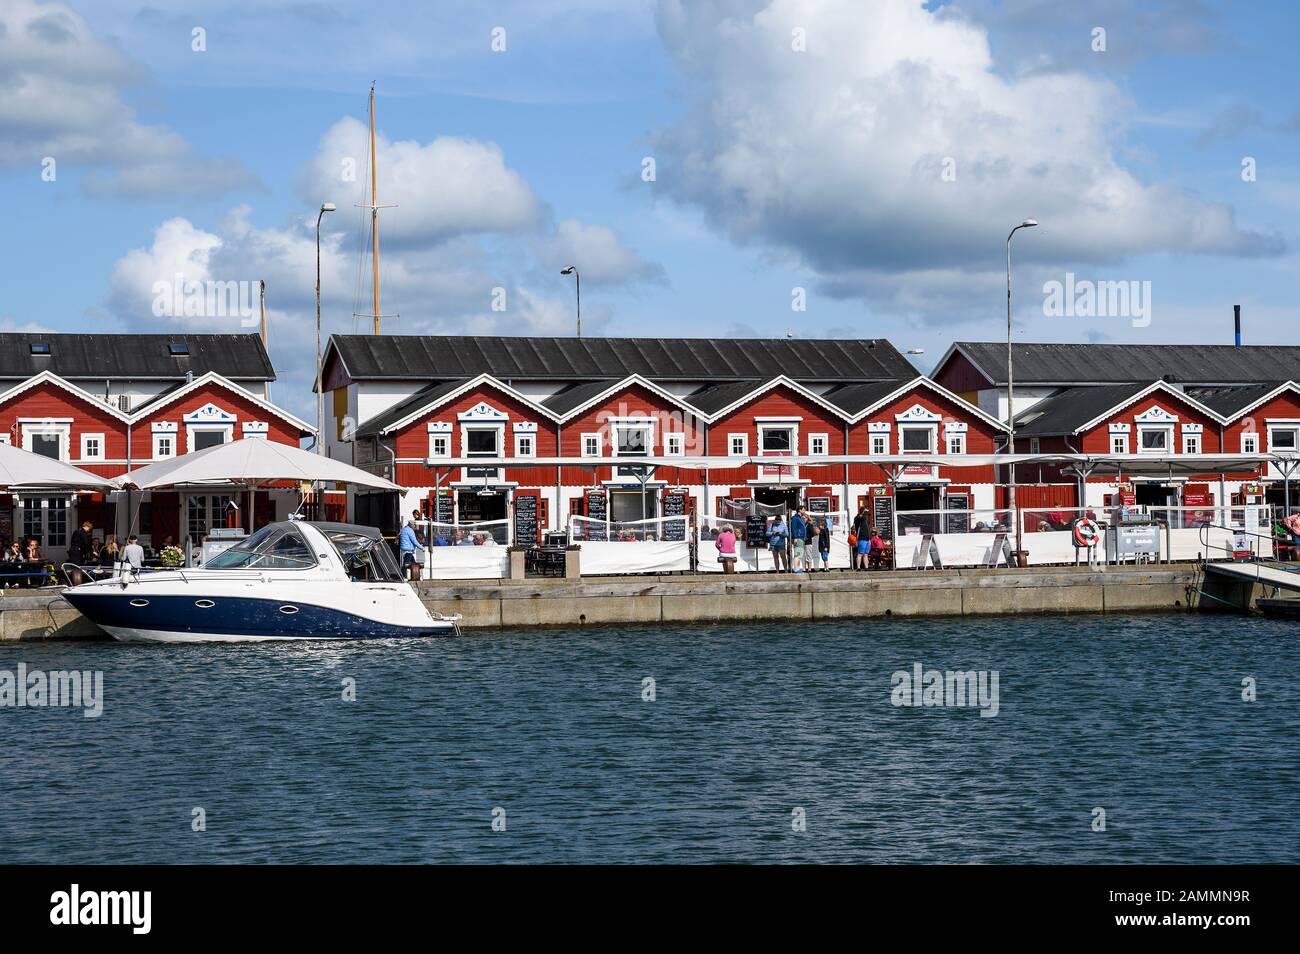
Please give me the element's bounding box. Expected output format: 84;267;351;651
586;491;607;523
871;490;895;542
943;493;970;534
807;496;831;514
513;494;538;547
760;453;793;478
1182;489;1211;527
1112;524;1161;559
434;490;454;525
745;514;768;548
662;493;687;541
1231;532;1253;559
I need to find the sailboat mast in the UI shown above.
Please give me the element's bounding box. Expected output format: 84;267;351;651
369;85;381;335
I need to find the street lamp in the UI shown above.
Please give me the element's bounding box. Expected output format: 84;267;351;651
315;202;336;456
560;265;580;337
1006;218;1037;563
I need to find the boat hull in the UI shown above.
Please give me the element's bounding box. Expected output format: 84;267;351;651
63;591;455;642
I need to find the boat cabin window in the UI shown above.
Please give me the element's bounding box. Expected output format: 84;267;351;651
322;529;404;583
203;525;317;570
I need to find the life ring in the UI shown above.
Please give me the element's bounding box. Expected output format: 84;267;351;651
1073;518;1100;548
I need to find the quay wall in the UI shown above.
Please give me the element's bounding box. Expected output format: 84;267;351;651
0;564;1258;640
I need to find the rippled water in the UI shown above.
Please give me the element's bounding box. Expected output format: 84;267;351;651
1;613;1296;863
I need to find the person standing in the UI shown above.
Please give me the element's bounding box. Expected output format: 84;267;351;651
788;508;806;574
804;513;818;571
715;524;738;574
121;534;145;574
869;527;887;570
816;519;831;571
398;519;425;581
67;519;93;585
767;514;789;572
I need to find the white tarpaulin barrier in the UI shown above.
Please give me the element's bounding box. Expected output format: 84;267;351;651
569;515;691;575
424;545;509;580
697;511;852;572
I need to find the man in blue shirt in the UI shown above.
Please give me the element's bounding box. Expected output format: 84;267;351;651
767;515;789;573
398;520;425;581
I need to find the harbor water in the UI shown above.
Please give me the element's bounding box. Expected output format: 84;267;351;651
2;614;1296;864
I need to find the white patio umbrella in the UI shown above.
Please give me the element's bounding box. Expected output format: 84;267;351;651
118;438;400;491
0;440;118;489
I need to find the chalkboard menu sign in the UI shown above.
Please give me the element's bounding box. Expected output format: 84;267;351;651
807;496;831;514
514;494;538;546
745;514;768;548
662;493;686;541
871;492;895;541
434;490;454;525
944;493;970;534
586;491;607;522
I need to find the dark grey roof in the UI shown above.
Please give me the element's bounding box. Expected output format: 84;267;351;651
1183;382;1286;417
824;379;909;416
130;380;187;415
0;333;274;380
355;379;470;438
329;334;915;382
683;380;765;416
1015;382;1153;436
542;379;624;415
949;341;1300;386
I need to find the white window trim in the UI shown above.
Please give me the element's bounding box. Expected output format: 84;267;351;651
757;423;797;454
580;432;602;458
807;432;829;456
728;433;749;456
21;422;70;461
611;419;655;458
898;422;937;454
1136;424;1174;454
186;422;234;453
1182;433;1202;455
664;433;685;457
461;422;505;482
80;432;106;461
1266;423;1299;453
152;432;177;460
870;434;888;455
1241;432;1260;454
949;433;968;454
1111;434;1130;454
428;432;451;459
514;432;536;458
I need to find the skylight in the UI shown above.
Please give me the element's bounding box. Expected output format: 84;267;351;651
168;342;190;356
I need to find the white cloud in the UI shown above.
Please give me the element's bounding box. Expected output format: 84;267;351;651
537;219;665;285
652;0;1283;316
0;0;256;196
298;117;540;245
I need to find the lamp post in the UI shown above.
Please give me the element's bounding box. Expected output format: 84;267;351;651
315;202;336;456
1006;219;1037;563
561;265;580;337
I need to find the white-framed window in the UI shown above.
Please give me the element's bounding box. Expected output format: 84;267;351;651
21;421;70;461
807;433;829;456
515;433;535;458
951;433;970;454
664;433;685;457
1241;432;1259;454
1183;433;1202;454
581;432;601;458
462;424;504;482
1267;424;1299;453
1137;425;1172;454
428;433;451;459
870;434;887;455
80;433;105;461
728;433;748;456
758;424;794;454
1111;434;1129;454
899;425;934;453
613;421;653;457
153;433;176;460
188;424;232;452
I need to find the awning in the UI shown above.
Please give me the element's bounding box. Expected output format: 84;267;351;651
120;439;401;491
0;442;118;490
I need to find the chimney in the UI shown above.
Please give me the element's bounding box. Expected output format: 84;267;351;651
1234;304;1241;347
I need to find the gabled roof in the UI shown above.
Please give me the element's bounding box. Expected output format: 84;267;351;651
542;374;701;420
1015;380;1226;436
823;379;909;416
687;375;854;423
0;333;275;381
0;369;133;422
1182;381;1293;418
128;371;313;433
831;376;1009;430
325;334;916;383
353;373;563;438
682;380;765;417
937;341;1300;387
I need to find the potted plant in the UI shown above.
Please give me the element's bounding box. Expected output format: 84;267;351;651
159;545;186;568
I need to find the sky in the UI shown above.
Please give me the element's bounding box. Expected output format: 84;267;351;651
2;0;1298;420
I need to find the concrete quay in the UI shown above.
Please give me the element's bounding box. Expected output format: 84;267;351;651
0;563;1264;640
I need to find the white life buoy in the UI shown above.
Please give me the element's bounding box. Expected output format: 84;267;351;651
1073;518;1100;548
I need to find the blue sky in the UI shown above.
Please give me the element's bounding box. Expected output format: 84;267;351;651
2;0;1298;418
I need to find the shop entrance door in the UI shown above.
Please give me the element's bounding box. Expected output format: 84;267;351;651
894;486;940;535
753;486;801;511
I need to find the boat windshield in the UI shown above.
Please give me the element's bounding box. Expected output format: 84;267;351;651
203;525;318;570
321;529;404;583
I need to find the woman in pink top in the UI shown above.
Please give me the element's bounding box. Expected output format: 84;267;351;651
715;525;738;574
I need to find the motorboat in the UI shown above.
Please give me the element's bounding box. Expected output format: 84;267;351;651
62;520;460;643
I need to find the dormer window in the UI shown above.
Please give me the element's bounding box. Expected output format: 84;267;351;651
30;342;50;355
168;342;189;356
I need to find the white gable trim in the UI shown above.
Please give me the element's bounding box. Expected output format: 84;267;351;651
847;376;1008;432
1220;380;1300;422
555;373;704;423
698;375;849;424
376;373;562;436
0;369;133;423
1073;380;1226;434
132;371;312;433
